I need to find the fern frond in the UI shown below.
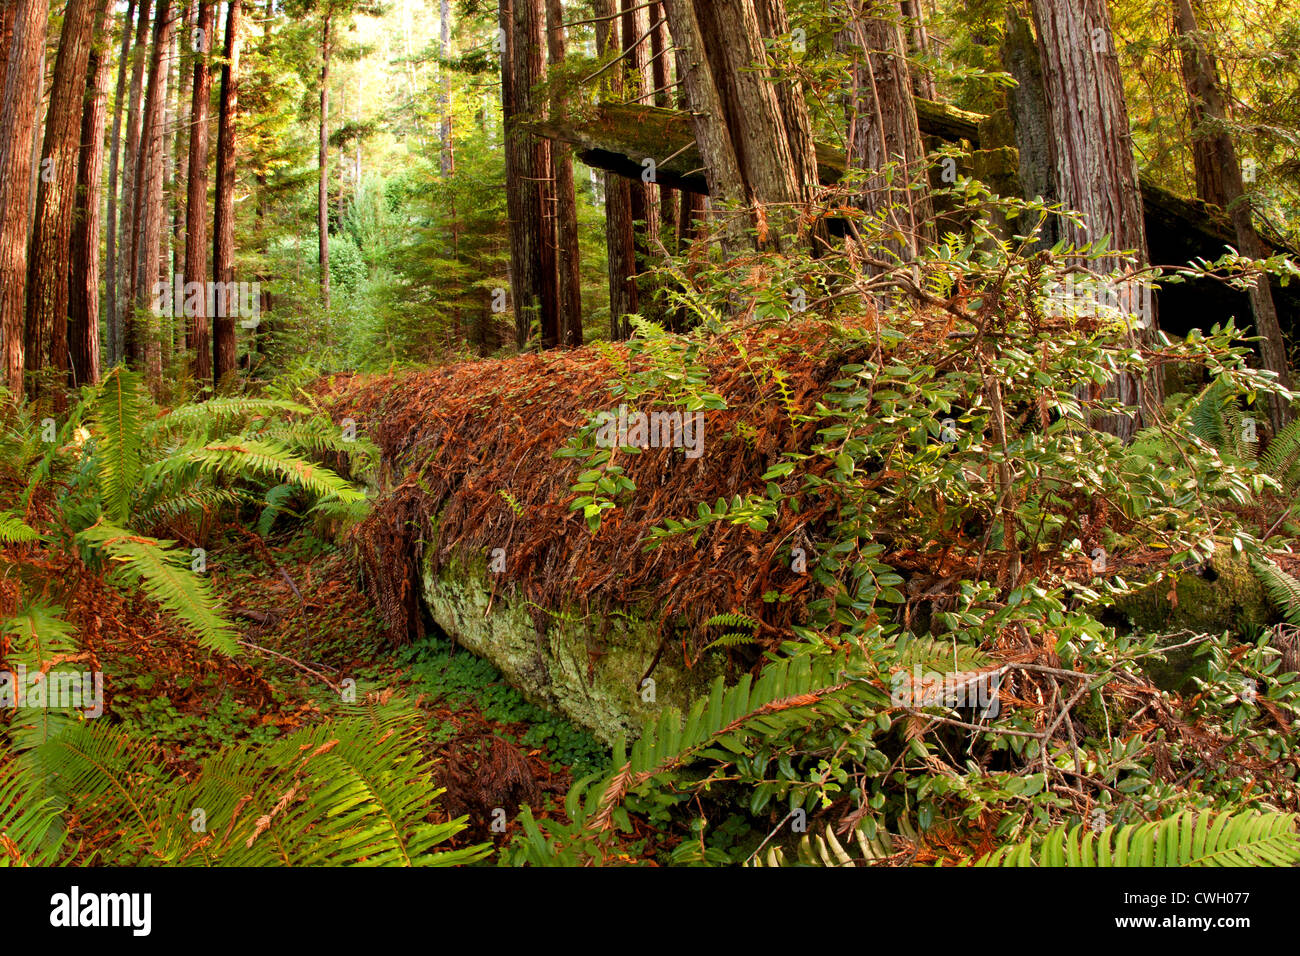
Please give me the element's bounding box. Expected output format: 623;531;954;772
77;521;238;655
91;367;146;523
0;510;39;544
703;611;758;631
2;601;77;671
974;809;1300;866
1252;556;1300;626
889;633;995;673
0;759;65;866
145;397;311;440
746;819;901;867
34;698;489;866
133;487;249;529
165;439;364;503
1261;417;1300;496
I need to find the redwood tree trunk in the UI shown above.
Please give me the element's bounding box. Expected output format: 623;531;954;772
105;0;139;370
545;0;582;347
212;0;240;385
0;0;48;396
319;13;330;310
1174;0;1292;430
186;0;213;387
68;0;117;387
132;0;173;394
1032;0;1160;438
25;0;101;395
839;0;933;261
501;0;558;348
120;0;154;366
593;0;638;336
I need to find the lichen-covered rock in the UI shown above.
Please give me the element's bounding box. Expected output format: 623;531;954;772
421;550;725;745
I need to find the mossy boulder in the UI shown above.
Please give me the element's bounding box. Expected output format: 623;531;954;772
420;549;725;746
1111;542;1273;690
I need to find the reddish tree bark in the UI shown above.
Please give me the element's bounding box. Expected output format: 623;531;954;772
0;0;48;396
105;0;140;369
27;0;102;393
1032;0;1160;437
545;0;583;347
593;0;638;336
186;0;213;387
131;0;173;393
1174;0;1292;430
212;0;241;385
68;0;117;387
120;0;154;366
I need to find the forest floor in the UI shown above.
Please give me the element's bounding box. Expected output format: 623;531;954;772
24;517;635;861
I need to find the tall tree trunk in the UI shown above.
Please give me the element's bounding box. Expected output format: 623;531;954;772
593;0;638;336
105;0;139;370
1174;0;1292;430
693;0;809;247
1000;5;1058;249
212;0;240;385
119;0;153;366
170;0;191;355
650;3;677;242
318;12;330;310
132;0;173;395
545;0;582;347
439;0;462;345
501;0;558;348
839;0;933;262
663;0;817;253
899;0;936;100
24;0;101;396
185;0;213;388
68;0;116;387
620;0;658;336
1032;0;1159;438
0;0;48;397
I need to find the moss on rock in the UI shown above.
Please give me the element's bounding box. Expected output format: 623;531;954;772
420;548;725;745
1111;541;1274;690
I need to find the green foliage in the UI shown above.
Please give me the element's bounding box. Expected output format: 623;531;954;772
1252;556;1300;625
395;637;609;777
0;696;489;867
77;522;240;655
974;810;1300;867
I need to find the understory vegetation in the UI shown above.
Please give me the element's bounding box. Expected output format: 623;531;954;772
4;0;1300;871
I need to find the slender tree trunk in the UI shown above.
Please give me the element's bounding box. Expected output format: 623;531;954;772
439;0;462;345
185;0;213;388
0;0;48;396
1174;0;1292;430
212;0;240;385
24;0;101;396
170;0;191;355
545;0;582;347
318;12;330;310
132;0;173;395
120;0;153;366
840;0;933;261
621;0;657;335
1032;0;1159;438
593;0;638;337
68;0;117;387
650;3;676;242
105;0;138;370
899;0;937;100
501;0;557;348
